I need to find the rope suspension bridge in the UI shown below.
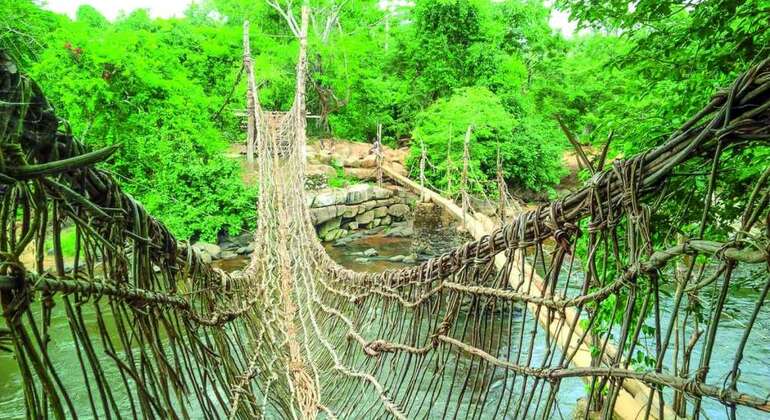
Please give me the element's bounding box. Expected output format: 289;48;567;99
1;7;770;419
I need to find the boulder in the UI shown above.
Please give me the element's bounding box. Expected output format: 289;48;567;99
343;156;361;168
236;243;255;255
324;228;347;242
388;255;406;262
362;200;379;211
318;218;342;239
310;206;338;225
193;242;221;259
317;151;333;164
360;154;377;168
346;184;374;204
389;162;408;176
381;215;392;226
233;233;254;246
306;164;337;179
220;250;238;260
368;225;387;234
385;224;414;238
403;254;417;264
362;248;378;257
373;206;388;218
342;221;359;230
368;218;381;229
375;198;397;208
340;205;359;218
333;236;355;247
388;203;410;218
344;167;376;180
372;187;392;200
312;191;338;207
198;250;213;264
356;211;375;225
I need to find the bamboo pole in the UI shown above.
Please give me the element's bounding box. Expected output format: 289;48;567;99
243;21;257;166
375;123;384;187
461;125;472;228
295;6;309;164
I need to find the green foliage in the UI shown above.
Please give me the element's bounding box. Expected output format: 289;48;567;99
4;0;767;240
409;87;563;195
327;159;356;188
6;2;257;241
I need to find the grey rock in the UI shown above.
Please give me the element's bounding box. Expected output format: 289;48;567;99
346;184;373;204
312;191;337;207
373;206;388;218
356;210;375;224
388;204;409;218
362;248;378;257
340;205;359;218
193;242;221;259
354;257;370;264
219;241;238;251
233;233;253;246
220;250;238;260
360;154;377;168
362;200;379;211
372;187;392;200
318;218;342;238
333;236;355;247
385;224;414;238
367;225;387;235
388;255;406;262
375;198;397;207
344;157;361;168
381;215;392;226
323;229;340;242
306;164;337;178
342;221;359;230
311;206;339;225
236;243;255;255
198;250;213;264
402;254;417;264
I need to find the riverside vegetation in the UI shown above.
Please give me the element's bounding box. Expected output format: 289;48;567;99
3;0;767;243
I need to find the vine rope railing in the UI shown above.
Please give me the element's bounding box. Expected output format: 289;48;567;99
1;12;770;419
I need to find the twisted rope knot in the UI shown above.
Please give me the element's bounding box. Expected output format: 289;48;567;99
364;339;391;357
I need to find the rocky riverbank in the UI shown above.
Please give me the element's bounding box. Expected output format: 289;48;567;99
307;183;418;241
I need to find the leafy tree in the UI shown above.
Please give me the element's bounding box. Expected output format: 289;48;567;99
6;2;257;241
409;87;563;196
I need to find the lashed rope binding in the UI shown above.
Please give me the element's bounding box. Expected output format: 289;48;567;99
2;16;770;419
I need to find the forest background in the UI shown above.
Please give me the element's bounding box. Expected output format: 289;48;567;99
1;0;767;241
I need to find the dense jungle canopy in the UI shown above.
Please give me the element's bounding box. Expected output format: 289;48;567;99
1;0;768;241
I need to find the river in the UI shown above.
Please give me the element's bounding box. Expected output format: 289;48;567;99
1;217;767;418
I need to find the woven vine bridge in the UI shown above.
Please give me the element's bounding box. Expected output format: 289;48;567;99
1;9;770;419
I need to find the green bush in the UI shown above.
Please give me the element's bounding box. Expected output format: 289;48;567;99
13;7;257;241
408;86;563;196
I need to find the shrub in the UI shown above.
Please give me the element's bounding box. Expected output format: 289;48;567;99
408;86;562;196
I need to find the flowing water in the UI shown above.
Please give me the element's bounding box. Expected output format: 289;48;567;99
1;216;768;418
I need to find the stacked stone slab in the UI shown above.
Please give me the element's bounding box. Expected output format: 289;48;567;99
308;184;414;241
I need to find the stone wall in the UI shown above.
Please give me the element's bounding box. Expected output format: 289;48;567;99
307;184;414;241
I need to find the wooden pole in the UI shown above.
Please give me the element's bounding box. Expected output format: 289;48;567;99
446;125;453;196
295;6;309;163
419;140;427;203
243;20;257;165
496;146;506;224
461;125;472;227
375;123;383;187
